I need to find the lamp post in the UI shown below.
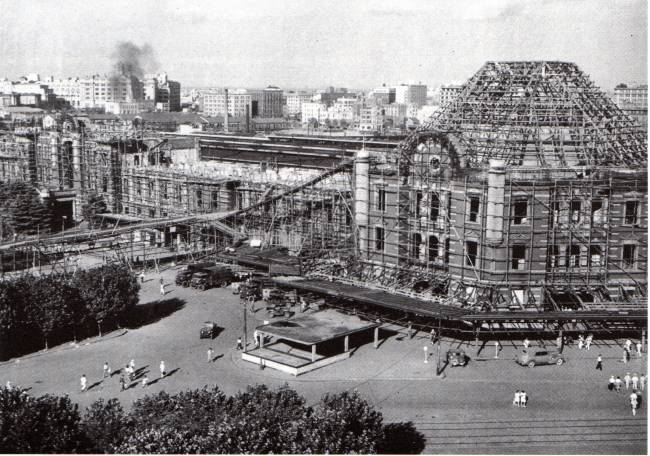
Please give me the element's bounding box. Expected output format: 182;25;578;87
61;216;67;241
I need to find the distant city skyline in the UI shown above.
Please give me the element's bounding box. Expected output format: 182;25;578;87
0;0;646;91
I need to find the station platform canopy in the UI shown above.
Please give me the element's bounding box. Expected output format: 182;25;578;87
256;308;379;346
273;277;470;319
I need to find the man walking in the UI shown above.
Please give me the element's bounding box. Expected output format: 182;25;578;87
236;337;243;350
160;277;165;296
636;341;643;357
103;362;110;378
494;341;501;359
640;374;646;391
430;328;437;344
585;334;593;350
513;390;521;407
159;360;166;378
632;373;639;390
596;354;603;371
523;338;530;350
142;374;148;388
615;376;623;392
207;347;214;362
140;270;145;283
608;375;616;391
625;339;633;352
630;391;638;416
119;374;126;391
625;372;632;389
80;374;87;392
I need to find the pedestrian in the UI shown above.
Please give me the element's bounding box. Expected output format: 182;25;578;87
103;362;110;378
236;337;243;350
623;349;629;364
139;270;145;283
253;330;260;347
585;334;592;350
159;360;166;378
608;375;616;391
521;391;528;408
615;376;623;392
207;347;214;362
624;372;632;389
5;381;11;390
632;372;639;390
630;391;638;416
142;375;148;388
636;341;643;357
640;373;646;391
430;328;437;344
130;359;135;370
160;277;165;296
625;349;631;363
577;335;584;350
596;354;603;370
494;341;501;359
80;374;87;392
523;338;530;350
625;339;632;352
513;390;521;407
126;364;133;381
119;374;126;391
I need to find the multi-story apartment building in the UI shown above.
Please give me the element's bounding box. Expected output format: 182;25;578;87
285;92;313;116
395;83;427;107
144;73;181;112
262;86;283;118
359;106;384;132
614;84;648;107
369;85;396;105
201;90;252;118
78;75;143;109
46;77;82;108
301;102;328;125
439;84;463;106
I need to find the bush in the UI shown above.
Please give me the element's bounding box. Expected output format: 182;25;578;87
0;181;53;239
82;398;129;452
0;386;88;452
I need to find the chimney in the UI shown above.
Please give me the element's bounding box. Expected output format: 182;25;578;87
224;88;229;133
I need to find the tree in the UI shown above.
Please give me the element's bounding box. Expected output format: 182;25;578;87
73;264;140;335
339;119;349;129
81;192;107;229
0;280;24;359
0;181;52;237
297;390;385;454
82;398;130;452
0;387;89;452
206;384;307;454
113;426;209;454
25;276;80;349
378;422;426;454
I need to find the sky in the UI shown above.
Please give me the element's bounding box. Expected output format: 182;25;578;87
0;0;646;91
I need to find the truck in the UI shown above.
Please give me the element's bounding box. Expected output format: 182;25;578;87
175;261;214;287
190;266;236;291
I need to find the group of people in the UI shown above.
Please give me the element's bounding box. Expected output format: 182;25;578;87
80;358;169;393
577;334;594;350
608;372;646;416
512;390;529;408
139;270;166;297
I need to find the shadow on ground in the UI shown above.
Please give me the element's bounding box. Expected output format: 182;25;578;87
378;421;426;454
123;298;186;329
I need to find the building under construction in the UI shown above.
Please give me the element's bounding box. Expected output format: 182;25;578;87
0;61;647;328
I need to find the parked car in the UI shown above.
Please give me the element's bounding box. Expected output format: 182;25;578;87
200;321;217;339
446;348;468;367
175;261;214;287
190;266;236;291
516;349;565;368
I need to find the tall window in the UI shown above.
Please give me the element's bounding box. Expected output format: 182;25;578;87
468;196;480;223
624;201;639;225
567;245;580;267
430;192;440;221
411;233;422;259
162;182;168;200
465;241;478;267
512;200;528;225
589;245;602;267
415;191;423;217
591;200;603;224
511;245;526;270
428;235;439;263
211;191;220;210
570;200;581;223
376;188;386;212
550;201;560;228
547;245;560;268
196;189;203;208
623;244;637;268
374;227;385;252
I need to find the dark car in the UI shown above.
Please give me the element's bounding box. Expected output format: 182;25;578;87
516;349;565;368
446;348;468;367
200;321;217;339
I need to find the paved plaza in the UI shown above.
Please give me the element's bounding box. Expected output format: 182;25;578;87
2;266;647;454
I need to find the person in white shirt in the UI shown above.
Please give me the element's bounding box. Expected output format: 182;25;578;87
639;374;646;391
523;338;530;350
103;362;110;378
636;341;643;357
159;361;166;378
577;335;584;350
585;334;592;350
625;339;632;352
142;375;148;388
615;376;623;392
632;373;639;390
624;372;632;389
80;374;87;392
608;375;616;391
513;390;521;407
630;391;638;416
521;391;528;408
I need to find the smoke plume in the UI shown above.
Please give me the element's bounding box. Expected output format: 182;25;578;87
111;41;158;78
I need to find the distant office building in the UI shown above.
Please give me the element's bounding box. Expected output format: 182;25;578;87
0;79;56;107
301;102;328;125
201;90;252;118
105;100;155;115
77;75;143;109
316;87;354;107
328;97;356;123
262;86;283;118
440;84;463;106
46;77;82;107
395;83;427;107
143;73;181;112
369;85;396;105
614;84;647;107
359;106;384;132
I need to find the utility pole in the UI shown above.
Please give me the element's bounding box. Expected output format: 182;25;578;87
243;297;248;350
436;316;442;376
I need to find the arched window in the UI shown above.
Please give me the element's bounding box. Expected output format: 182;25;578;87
428;235;439;263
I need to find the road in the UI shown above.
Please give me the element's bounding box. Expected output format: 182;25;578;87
1;266;647;454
